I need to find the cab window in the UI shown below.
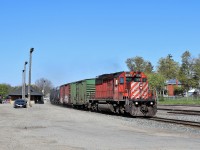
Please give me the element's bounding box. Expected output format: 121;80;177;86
142;78;147;82
120;77;124;84
126;77;145;82
126;77;133;82
133;77;141;82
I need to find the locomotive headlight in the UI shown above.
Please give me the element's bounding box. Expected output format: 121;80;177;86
135;102;138;105
150;102;154;105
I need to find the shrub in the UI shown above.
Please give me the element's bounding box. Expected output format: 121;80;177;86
174;86;184;96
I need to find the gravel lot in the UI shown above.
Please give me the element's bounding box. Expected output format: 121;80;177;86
0;103;200;150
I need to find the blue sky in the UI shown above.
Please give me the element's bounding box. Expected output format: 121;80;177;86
0;0;200;86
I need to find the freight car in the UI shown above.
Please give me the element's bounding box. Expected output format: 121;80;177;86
50;71;157;117
50;87;60;104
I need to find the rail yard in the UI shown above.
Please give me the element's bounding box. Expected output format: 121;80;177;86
2;70;200;150
1;1;200;150
0;103;200;150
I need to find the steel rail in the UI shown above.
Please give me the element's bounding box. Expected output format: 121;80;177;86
158;104;200;107
158;108;200;113
167;111;200;116
149;117;200;128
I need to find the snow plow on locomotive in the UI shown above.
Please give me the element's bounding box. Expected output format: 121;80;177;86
50;71;157;117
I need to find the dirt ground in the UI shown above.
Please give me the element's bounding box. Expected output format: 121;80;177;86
0;103;199;150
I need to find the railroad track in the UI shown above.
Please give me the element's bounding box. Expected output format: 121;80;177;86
158;108;200;116
158;104;200;107
167;111;200;116
158;108;200;113
149;117;200;128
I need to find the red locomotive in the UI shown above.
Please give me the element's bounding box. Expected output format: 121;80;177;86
89;71;157;116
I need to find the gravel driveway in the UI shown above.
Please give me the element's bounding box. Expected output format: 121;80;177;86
0;103;199;150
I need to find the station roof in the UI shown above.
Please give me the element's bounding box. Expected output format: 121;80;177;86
166;79;182;85
9;86;43;96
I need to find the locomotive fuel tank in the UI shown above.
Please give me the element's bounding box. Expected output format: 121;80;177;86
97;103;115;113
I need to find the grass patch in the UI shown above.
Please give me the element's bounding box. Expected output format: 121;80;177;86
158;97;200;105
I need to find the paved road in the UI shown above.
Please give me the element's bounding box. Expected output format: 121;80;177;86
0;103;199;150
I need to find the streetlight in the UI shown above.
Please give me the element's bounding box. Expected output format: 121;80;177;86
28;48;34;107
42;80;46;95
22;70;25;99
23;61;28;99
42;80;46;102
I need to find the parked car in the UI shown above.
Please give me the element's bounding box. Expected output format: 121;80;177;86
13;99;27;108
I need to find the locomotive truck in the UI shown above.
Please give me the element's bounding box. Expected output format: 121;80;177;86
50;71;157;117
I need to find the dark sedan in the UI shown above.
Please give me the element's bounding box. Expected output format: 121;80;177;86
14;99;27;108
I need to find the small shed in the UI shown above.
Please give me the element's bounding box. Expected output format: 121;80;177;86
9;86;43;103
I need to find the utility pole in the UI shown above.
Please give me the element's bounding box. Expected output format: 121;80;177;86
42;80;45;96
28;48;34;107
23;61;28;99
22;70;25;99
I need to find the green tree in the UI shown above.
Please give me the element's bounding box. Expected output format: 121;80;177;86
174;86;184;96
147;73;165;92
194;54;200;88
157;54;179;79
144;61;154;74
178;51;198;90
0;84;11;98
194;55;200;76
125;56;153;73
146;73;165;101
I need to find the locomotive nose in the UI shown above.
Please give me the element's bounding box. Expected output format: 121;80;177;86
139;83;143;89
130;81;149;100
